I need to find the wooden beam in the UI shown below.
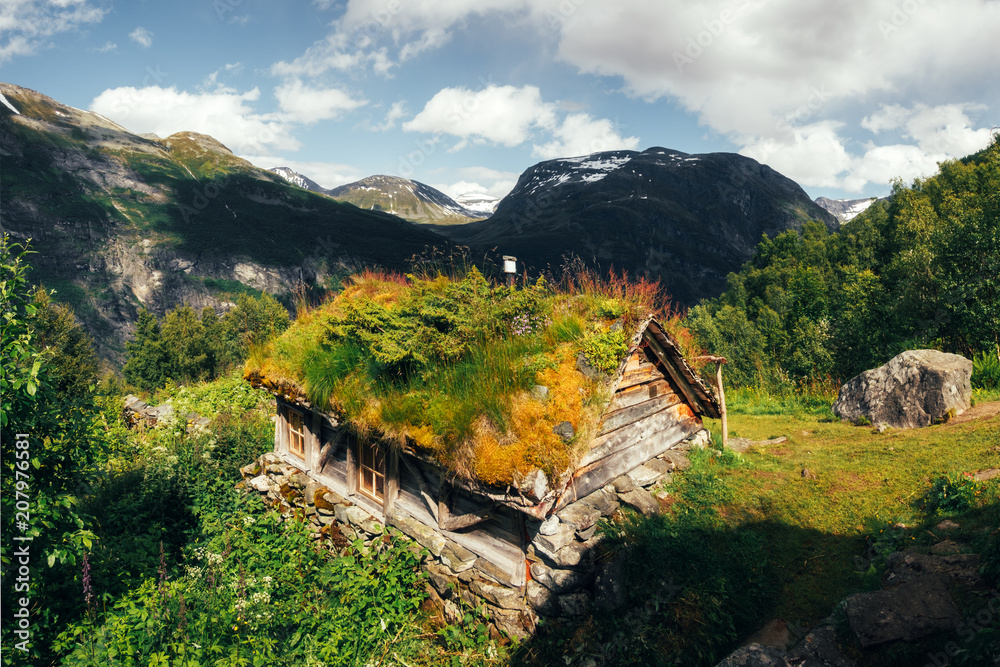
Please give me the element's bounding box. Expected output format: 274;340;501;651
383;448;399;516
644;334;704;415
345;432;358;496
581;401;695;467
610;379;675;411
437;482;494;531
399;455;438;523
715;362;728;448
599;393;682;436
556;417;701;511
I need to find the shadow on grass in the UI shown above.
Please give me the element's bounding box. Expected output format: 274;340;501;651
507;499;1000;667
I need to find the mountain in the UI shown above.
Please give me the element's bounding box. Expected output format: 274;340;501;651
326;175;484;225
269;167;326;193
815;196;885;223
0;82;450;363
454;192;500;216
437;148;838;307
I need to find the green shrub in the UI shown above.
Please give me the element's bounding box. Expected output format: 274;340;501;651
583;327;628;374
972;350;1000;390
924;473;986;513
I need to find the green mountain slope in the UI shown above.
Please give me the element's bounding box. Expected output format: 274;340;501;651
0;82;449;363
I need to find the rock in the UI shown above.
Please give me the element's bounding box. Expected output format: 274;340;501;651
303;482;320;504
287;472;310;489
576;524;598;541
612;475;637;494
534;522;577;554
248;475;271;493
801;468;818;480
557;503;601;531
883;549;982;589
534;539;591;568
532;384;549;401
714;643;789;666
683;429;711;449
576;353;602;379
538;515;560;536
552;421;575;442
556;591;590;617
934;519;960;532
387;509;445;557
931;540;962;556
658;450;691;471
530;561;590;593
627;463;662;487
580;487;619;517
470;580;528;611
313;489;343;511
972;468;1000;482
489;607;532;639
784;622;854;666
643;457;676;476
424;562;458;597
514;468;549;502
441;540;478;573
526;580;557;614
593;551;627;611
618;488;660;516
845;576;961;647
744;619;791;651
832;350;972;429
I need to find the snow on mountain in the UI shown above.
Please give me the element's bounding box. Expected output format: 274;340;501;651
0;92;20;114
269;167;327;193
455;193;500;215
814;196;886;223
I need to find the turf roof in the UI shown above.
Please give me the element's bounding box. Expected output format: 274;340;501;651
245;269;708;487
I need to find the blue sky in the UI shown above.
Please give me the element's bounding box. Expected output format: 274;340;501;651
2;0;998;202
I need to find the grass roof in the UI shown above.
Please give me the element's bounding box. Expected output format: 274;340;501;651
245;268;704;487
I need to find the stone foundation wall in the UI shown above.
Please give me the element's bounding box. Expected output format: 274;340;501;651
240;429;707;639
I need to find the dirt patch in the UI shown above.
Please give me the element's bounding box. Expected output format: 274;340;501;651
948;400;1000;425
826;472;876;494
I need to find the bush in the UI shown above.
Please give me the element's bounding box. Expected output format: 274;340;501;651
972;350;1000;390
924;473;986;513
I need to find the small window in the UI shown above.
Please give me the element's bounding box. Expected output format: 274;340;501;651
288;410;305;458
358;440;384;502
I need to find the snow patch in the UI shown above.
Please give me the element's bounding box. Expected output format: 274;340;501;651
0;93;20;115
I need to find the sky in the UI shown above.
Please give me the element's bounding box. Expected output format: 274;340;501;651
1;0;998;203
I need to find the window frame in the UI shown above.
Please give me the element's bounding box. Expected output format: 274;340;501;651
357;439;385;503
287;408;305;459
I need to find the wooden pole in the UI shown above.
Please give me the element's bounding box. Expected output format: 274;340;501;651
715;361;728;449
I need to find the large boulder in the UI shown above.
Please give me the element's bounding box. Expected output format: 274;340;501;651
832;350;972;429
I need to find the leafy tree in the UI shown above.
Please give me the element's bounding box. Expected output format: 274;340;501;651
123;309;172;391
221;292;291;362
27;289;100;399
1;236;103;664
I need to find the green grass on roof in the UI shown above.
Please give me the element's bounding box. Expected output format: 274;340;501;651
246;268;702;486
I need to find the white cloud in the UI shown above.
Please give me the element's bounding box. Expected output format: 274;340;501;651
532;113;639;159
368;100;407;131
0;0;106;64
433;166;519;200
90;86;300;155
273;78;366;124
93;40;116;53
403;84;557;148
129;26;153;48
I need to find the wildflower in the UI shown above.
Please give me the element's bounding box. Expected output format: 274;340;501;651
82;552;94;619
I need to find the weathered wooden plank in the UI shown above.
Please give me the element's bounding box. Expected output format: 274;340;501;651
345;432;358;496
611;379;675;411
399;455;438;523
581;401;695;467
618;365;663;389
623;349;654;372
438;484;494;531
557;417;701;511
644;335;703;414
383;448;400;516
599;393;682;436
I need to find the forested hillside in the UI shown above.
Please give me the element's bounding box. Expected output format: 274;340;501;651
688;136;1000;388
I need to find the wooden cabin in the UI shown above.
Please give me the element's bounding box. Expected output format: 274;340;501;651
246;313;720;637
